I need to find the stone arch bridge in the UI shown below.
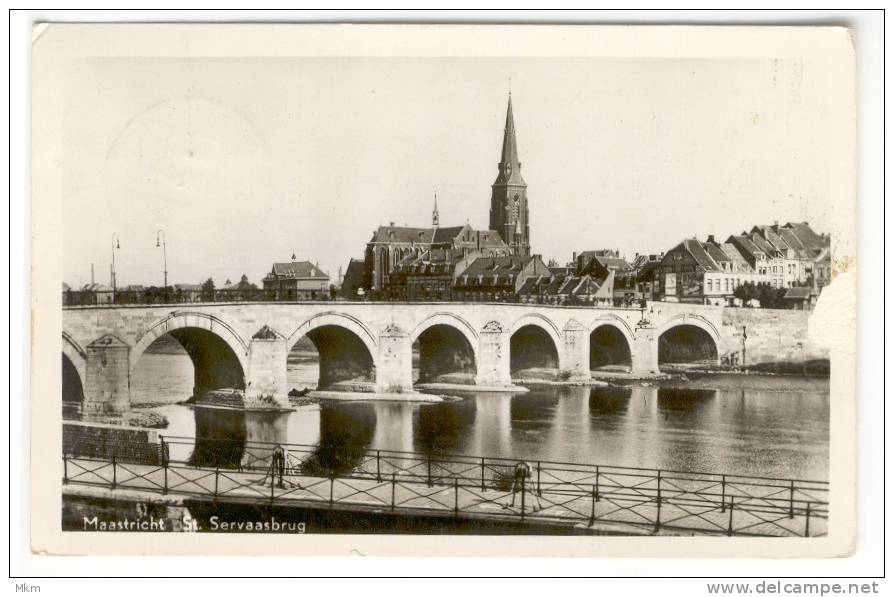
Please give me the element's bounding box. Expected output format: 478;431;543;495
61;301;727;414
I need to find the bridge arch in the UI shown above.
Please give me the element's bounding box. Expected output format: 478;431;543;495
589;316;634;371
657;314;720;368
130;311;249;375
508;314;562;375
287;312;377;356
287;312;377;390
409;312;479;351
410;313;479;385
62;331;87;384
508;313;562;348
129;311;249;401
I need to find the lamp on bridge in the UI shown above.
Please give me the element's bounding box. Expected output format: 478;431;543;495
111;233;121;298
156;229;168;296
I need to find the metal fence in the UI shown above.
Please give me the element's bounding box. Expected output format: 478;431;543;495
62;435;829;537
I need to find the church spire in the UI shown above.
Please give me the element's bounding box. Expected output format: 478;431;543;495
490;93;530;257
432;192;439;228
496;93;525;185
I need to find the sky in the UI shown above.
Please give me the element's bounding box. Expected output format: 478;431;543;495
57;56;832;289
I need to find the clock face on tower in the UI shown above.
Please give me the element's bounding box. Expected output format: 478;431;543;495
504;163;512;177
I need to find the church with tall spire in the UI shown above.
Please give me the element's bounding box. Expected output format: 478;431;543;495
359;94;534;295
489;93;531;257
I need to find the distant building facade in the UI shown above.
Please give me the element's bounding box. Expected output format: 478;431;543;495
262;259;330;301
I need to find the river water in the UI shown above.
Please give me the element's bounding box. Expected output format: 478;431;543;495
131;351;830;481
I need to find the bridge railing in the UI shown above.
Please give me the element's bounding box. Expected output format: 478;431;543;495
62;288;340;306
62;289;650;308
62;435;828;537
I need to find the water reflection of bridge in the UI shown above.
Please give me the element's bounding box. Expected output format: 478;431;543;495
173;382;828;481
62;301;728;414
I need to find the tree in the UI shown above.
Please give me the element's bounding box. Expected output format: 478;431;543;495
201;277;215;301
236;274;257;290
733;281;787;309
732;281;758;304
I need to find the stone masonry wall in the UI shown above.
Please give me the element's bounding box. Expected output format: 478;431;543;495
63;422;161;465
720;308;829;366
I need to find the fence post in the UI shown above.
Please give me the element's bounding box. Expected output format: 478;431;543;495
720;475;726;513
804;502;811;537
427;455;432;487
590;484;596;525
63;454;68;484
391;472;396;511
654;470;662;533
329;476;335;506
480;458;486;491
214;466;219;500
727;496;735;536
111;453;117;490
536;462;542;496
376;450;381;482
595;466;600;502
520;475;526;520
160;437;168;495
454;478;459;515
789;480;795;518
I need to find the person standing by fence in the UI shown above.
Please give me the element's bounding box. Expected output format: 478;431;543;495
505;461;542;512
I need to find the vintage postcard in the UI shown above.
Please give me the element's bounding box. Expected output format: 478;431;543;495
30;23;857;557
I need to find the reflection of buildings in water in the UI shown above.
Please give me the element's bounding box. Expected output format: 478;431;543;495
414;398;477;456
190;407;247;469
371;402;415;453
468;393;513;456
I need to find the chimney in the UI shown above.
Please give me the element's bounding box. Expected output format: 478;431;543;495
708;234;715;244
572;251;577;262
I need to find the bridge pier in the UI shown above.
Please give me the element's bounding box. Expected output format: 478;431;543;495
560;319;591;382
375;325;414;393
245;327;290;408
631;326;660;376
83;335;131;415
475;321;512;387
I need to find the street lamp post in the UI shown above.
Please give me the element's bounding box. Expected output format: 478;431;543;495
111;233;121;302
156;229;168;300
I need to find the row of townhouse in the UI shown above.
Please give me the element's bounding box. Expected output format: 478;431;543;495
655;222;831;307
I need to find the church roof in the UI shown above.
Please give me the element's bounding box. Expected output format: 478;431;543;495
370;226;434;244
432;225;468;244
